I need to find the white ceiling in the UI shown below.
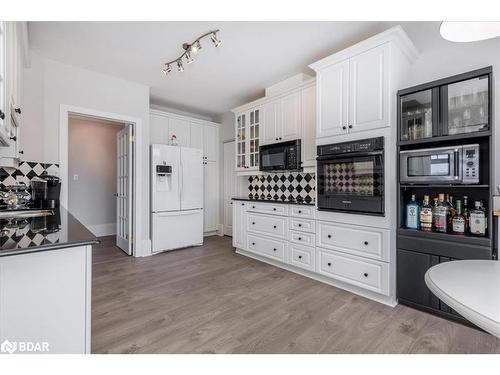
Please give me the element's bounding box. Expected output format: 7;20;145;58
28;21;439;119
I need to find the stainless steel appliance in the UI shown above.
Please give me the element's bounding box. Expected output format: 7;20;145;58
317;137;385;215
400;144;479;184
259;140;301;172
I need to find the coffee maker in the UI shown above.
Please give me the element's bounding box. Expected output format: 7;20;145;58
31;174;61;208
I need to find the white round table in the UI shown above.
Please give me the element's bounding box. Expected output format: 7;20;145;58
425;259;500;338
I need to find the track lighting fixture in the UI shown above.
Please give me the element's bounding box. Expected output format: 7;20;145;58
162;29;221;76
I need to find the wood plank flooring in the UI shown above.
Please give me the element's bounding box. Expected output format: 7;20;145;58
91;235;500;354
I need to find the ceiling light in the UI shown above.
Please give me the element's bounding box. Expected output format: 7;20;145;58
162;64;171;75
177;60;184;72
440;21;500;42
162;29;221;77
210;33;222;47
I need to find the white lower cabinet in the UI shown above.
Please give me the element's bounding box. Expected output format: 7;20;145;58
289;243;315;272
247;234;286;262
203;160;219;233
232;201;393;304
317;248;389;296
232;201;246;249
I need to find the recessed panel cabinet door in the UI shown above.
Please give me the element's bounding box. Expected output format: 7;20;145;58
262;100;280;144
317;59;349;138
203;161;219;232
301;85;316;167
232;201;246;249
150;114;169;144
203;125;219;161
189;122;204;151
280;91;302;142
349;44;389;132
168;117;190;147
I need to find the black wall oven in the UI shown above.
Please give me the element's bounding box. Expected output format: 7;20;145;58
259;139;301;172
317;137;385;215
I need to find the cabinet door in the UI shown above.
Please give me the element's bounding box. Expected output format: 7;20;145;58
396;249;439;309
150;113;169;144
235;112;247;170
189;121;204;150
280;91;302;142
349;44;389;132
247;108;260;169
203;125;219;161
232;201;246;249
317;59;349;138
168;117;190;147
301;85;316;167
0;22;7;142
262;100;280;144
203;160;219;232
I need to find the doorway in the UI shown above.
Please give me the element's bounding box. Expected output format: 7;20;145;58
61;106;139;256
223;140;239;236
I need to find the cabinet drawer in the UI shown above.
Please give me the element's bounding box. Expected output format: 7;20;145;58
289;230;315;247
288;244;315;272
289;218;315;233
318;248;389;295
246;202;288;216
289;205;315;219
247;213;287;239
316;221;389;261
247;234;286;262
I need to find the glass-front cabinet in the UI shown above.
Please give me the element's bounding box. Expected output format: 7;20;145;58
399;67;491;142
443;75;489;136
235;107;260;171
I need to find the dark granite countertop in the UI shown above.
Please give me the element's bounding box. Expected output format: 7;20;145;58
232;196;315;206
0;206;99;257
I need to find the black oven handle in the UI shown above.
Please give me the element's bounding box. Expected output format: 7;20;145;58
316;150;383;161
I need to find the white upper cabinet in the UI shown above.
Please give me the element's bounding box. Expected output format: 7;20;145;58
279;91;302;142
262;100;280;144
310;26;418;139
0;22;7;143
301;84;316;167
202;124;218;162
348;44;389;133
168;117;190;147
317;59;349;138
189;121;204;150
150;113;169;144
235;107;260;171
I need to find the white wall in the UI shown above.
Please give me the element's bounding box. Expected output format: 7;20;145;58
68;117;124;236
22;52;151;255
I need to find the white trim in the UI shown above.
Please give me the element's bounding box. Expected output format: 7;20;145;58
59;104;144;257
309;25;419;71
86;223;116;237
149;108;220;128
231;78;316;114
236;248;397;307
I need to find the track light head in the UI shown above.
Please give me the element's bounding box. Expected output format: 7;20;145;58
177;59;184;72
190;40;202;54
185;52;194;64
210;33;221;47
162;64;171;75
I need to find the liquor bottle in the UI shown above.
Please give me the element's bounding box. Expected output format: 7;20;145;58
469;201;486;236
463;195;470;230
420;195;433;232
452;200;467;235
432;197;439;231
446;194;456;228
433;193;448;233
406;194;420;230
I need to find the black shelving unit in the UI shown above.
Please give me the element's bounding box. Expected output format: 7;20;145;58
396;67;496;327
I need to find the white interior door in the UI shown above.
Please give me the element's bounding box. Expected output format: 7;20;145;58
116;126;133;255
223;141;237;236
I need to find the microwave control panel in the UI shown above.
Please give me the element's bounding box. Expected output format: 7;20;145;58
463;144;480;184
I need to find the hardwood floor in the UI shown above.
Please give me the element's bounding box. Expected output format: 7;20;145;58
92;235;500;354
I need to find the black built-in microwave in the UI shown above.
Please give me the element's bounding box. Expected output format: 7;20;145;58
259;140;301;172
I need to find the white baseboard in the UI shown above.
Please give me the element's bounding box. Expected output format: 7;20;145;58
87;223;116;237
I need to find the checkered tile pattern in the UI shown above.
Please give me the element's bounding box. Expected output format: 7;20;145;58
248;172;316;203
0;225;60;250
324;161;381;196
0;161;60;190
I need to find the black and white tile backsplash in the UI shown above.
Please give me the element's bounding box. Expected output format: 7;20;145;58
248;172;316;203
0;161;60;190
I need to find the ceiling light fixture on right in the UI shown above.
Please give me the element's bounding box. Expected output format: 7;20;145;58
440;21;500;42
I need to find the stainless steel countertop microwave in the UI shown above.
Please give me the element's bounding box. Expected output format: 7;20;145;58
400;144;480;184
